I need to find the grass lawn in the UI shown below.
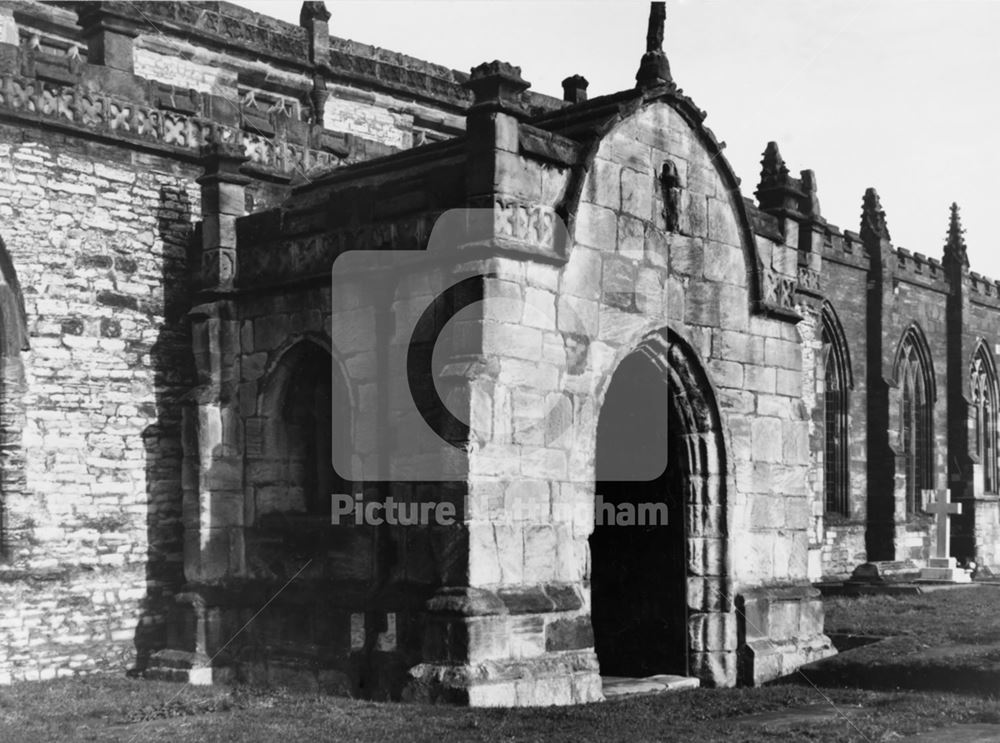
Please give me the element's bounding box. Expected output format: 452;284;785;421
3;587;1000;742
0;674;999;742
824;583;1000;646
811;583;1000;692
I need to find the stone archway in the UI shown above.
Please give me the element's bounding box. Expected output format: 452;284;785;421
246;339;352;580
590;329;727;680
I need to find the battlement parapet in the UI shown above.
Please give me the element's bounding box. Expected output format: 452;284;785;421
968;271;1000;305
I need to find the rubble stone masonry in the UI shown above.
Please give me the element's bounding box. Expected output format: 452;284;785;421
0;130;198;681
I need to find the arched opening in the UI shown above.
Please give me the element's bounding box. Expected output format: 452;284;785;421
246;340;352;579
590;331;726;680
971;344;998;495
821;303;852;518
896;328;934;515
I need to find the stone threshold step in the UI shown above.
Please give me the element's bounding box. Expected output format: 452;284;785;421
602;674;699;700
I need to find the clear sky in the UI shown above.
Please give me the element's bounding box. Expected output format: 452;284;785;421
236;0;1000;278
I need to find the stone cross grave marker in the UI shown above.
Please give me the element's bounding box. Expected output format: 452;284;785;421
917;488;971;582
925;489;961;558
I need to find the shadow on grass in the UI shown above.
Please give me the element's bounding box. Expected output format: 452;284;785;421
800;585;1000;694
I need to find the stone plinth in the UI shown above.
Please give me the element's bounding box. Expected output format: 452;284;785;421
918;557;972;583
737;585;836;684
405;586;604;706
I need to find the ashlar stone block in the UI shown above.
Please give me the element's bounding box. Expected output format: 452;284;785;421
582;158;621;211
620;167;652;222
574;203;617;252
703;242;745;286
617;214;645;259
751;417;783;463
667;235;704;277
559;245;603;302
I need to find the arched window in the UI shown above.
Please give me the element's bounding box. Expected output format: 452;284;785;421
971;344;999;494
896;328;934;515
821;303;852;517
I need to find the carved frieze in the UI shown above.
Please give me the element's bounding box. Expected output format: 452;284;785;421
0;73;337;178
796;265;821;294
761;267;796;311
237;213;439;287
493;198;560;255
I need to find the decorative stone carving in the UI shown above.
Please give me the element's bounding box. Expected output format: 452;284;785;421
860;187;890;243
463;60;530;115
0;73;337;177
800;169;821;218
659;159;681;232
796;265;821;293
762;268;796;310
494;198;558;252
755;141;806;214
943;201;969;268
635;2;674;89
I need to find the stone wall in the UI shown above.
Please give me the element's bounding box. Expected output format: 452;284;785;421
451;98;830;695
323;92;414;150
788;182;958;574
133;42;233;94
0;0;483;687
0;127;199;681
7;0;1000;702
192;87;837;702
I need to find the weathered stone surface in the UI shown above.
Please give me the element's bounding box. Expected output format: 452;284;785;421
601;674;699;698
751;417;784;463
426;587;507;617
545;615;594;652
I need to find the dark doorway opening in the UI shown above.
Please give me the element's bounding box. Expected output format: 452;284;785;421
590;350;687;677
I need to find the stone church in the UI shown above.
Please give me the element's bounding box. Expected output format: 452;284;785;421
0;0;992;706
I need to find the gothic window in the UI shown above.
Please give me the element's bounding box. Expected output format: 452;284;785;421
821;304;851;517
897;330;934;515
971;345;999;494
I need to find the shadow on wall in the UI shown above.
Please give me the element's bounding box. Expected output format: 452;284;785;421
0;235;30;560
133;186;196;672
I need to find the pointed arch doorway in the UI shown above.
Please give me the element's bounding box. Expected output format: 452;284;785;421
590;331;726;680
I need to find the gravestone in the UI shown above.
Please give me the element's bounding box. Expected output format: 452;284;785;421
917;489;972;583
